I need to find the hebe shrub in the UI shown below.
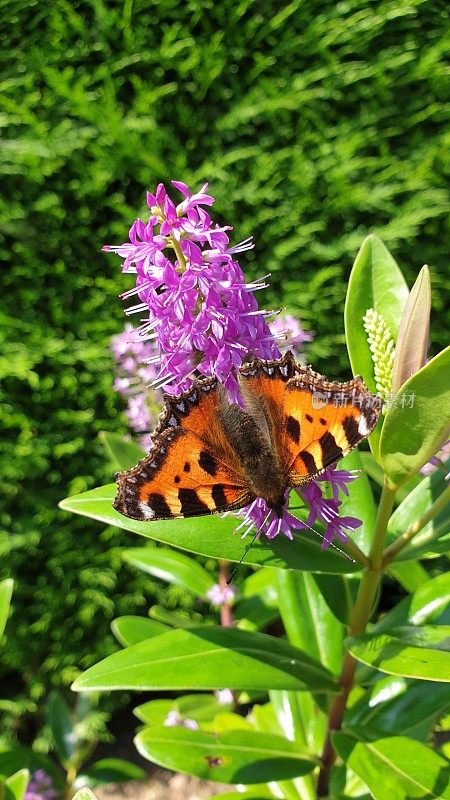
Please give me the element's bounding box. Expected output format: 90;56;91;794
0;0;448;729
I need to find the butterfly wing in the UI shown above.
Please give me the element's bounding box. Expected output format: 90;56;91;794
114;377;255;521
239;352;380;485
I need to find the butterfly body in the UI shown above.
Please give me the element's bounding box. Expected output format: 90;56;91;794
217;402;287;513
114;352;380;522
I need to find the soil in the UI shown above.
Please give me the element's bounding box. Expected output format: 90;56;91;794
93;769;231;800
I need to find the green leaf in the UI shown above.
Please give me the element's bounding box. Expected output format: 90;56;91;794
0;579;13;640
336;450;376;554
346;625;450;681
358;452;423;503
344;234;409;459
386;465;450;560
134;699;174;725
379;346;450;486
47;690;76;766
4;770;29;800
77;758;146;787
211;793;275;800
98;431;145;471
391;265;431;392
345;675;450;739
123;547;214;597
333;732;450;799
148;605;198;628
111;616;170;647
408;572;450;625
60;485;361;574
312;573;359;625
72;626;337;693
0;747;62;788
275;571;344;674
72;791;99;800
135;726;316;783
387;561;429;593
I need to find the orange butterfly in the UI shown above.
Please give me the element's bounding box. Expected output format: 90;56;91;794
114;352;380;521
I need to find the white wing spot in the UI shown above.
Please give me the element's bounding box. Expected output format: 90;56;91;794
358;415;370;436
138;501;155;520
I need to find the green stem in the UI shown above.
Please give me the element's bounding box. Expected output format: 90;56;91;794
170;236;187;270
382;483;450;566
316;480;397;798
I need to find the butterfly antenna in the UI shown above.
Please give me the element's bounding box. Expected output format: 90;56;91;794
295;518;355;563
226;510;272;585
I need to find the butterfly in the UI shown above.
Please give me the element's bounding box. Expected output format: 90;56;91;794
114;352;381;522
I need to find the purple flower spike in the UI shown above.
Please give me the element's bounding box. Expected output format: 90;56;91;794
104;181;279;400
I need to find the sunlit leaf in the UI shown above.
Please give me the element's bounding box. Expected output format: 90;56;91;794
135;726;316;783
60;486;360;574
98;431;145;471
380;347;450;486
111;616;170;647
72;626;337;693
123;547;214;596
333;732;450;799
346;625;450;681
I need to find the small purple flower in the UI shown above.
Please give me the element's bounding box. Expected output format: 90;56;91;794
269;313;314;356
206;583;237;606
164;709;199;730
25;770;58;800
111;323;161;449
215;688;234;705
420;439;450;478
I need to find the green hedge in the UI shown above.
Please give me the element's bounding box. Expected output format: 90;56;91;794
1;0;448;733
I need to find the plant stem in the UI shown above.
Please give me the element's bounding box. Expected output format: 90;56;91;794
218;560;234;628
382;483;450;566
316;480;396;797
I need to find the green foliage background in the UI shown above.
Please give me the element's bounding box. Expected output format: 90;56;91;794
0;0;448;735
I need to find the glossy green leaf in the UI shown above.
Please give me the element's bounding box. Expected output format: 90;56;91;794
333;732;450;799
0;579;13;640
0;748;62;787
345;235;409;388
60;485;361;574
77;758;146;787
123;547;214;596
380;346;450;485
386;465;450;560
346;625;450;681
312;573;359;625
346;675;450;740
276;571;344;674
344;234;409;459
4;770;28;800
72;791;99;800
358;452;423;502
72;626;337;693
98;431;145;471
391;265;431;392
336;450;376;554
408;572;450;626
148;605;198;628
211;793;275;800
47;690;76;765
235;595;279;632
135;726;315;783
387;561;429;593
111;616;170;647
